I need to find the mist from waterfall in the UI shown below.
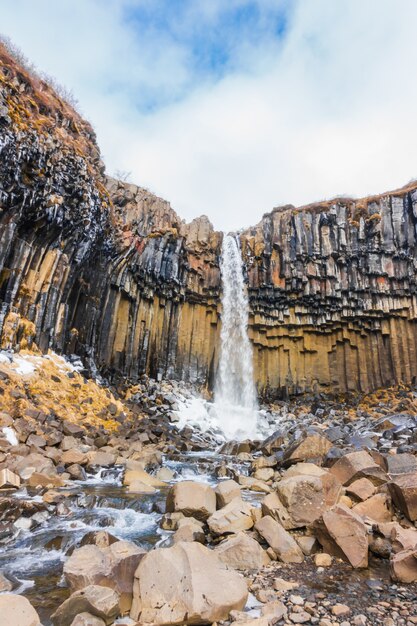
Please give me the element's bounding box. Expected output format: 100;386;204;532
214;234;258;438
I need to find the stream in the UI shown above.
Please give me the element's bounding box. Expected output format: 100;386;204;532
0;450;256;624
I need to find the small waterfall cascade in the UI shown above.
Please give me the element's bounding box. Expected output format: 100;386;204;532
214;233;258;438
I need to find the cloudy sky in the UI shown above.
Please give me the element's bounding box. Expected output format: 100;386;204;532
1;0;417;231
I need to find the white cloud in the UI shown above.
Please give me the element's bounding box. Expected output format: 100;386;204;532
1;0;417;231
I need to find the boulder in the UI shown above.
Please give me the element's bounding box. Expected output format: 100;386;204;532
130;542;248;624
51;585;120;626
296;535;319;555
352;493;392;523
86;451;116;468
274;472;341;529
14;453;55;479
238;476;272;493
255;516;304;563
312;504;368;568
346;478;377;502
386;453;417;477
61;449;88;466
0;594;40;626
64;540;145;610
389;473;417;521
283;433;332;465
0;468;20;489
106;540;146;612
390;548;417;583
215;479;242;508
27;472;64;488
64;545;112;590
254;467;274;481
173;517;205;544
80;531;119;549
207;499;254;535
215;531;271;570
123;468;166;489
166;481;216;521
69;614;106;626
329;451;386;486
127;481;156;494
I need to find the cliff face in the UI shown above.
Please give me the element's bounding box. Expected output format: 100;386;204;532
0;45;221;387
241;190;417;396
1;43;417;397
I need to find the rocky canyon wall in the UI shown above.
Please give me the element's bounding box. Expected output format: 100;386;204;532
242;189;417;396
1;43;417;397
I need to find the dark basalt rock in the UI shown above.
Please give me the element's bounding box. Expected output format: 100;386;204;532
1;43;417;398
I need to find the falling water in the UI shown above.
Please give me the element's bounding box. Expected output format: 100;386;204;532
214;234;258;438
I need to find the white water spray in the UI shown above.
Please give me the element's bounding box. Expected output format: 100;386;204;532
214;234;258;438
174;234;272;440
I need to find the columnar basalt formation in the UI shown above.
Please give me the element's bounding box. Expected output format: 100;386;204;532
0;45;221;387
241;190;417;396
1;43;417;397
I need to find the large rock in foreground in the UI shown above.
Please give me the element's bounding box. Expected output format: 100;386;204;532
215;531;271;571
312;504;368;568
130;542;248;624
51;585;120;626
389;473;417;521
166;481;216;521
0;594;40;626
255;516;304;563
207;498;254;535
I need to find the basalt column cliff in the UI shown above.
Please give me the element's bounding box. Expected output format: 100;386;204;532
1;43;417;397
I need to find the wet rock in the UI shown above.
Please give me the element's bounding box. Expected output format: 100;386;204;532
80;531;119;549
215;531;271;570
0;572;13;592
255;516;304;563
389;473;417;521
64;539;145;610
312;504;368;568
130;542;248;624
166;481;216;521
0;594;40;626
208;499;255;535
51;585;120;626
155;466;175;481
123;468;166;489
215;479;242;508
160;511;185;531
64;545;112;590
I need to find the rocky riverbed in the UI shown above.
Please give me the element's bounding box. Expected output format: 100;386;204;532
0;350;417;625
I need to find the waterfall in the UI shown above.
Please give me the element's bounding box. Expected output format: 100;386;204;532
214;234;258;438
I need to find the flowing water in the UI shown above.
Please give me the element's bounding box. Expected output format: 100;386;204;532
214;234;258;439
174;234;267;440
0;452;255;625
